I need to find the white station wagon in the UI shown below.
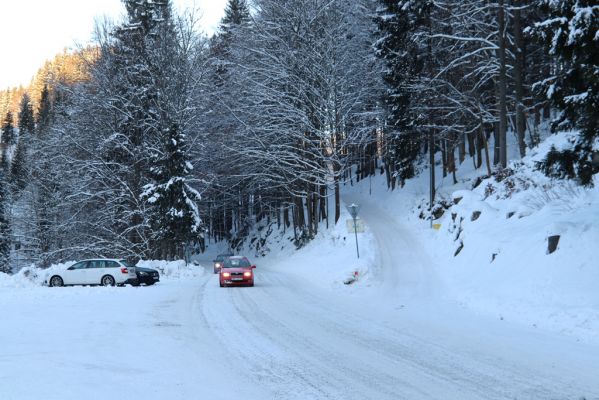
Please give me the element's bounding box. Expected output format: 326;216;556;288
46;259;138;287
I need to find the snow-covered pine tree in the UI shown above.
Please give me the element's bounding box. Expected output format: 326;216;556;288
10;94;34;192
142;124;202;260
0;167;11;273
18;93;35;135
50;0;208;260
37;85;51;135
1;111;16;146
529;0;599;185
90;0;179;258
220;0;251;41
375;0;432;188
9;138;27;193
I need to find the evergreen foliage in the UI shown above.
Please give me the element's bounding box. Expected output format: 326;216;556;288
0;168;11;273
18;93;35;135
529;0;599;184
9;138;27;193
375;0;432;187
220;0;251;37
142;125;202;259
2;111;16;145
37;85;52;134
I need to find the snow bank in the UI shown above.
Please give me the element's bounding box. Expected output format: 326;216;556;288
271;211;377;292
0;262;75;288
0;259;203;288
421;131;599;342
236;206;378;292
137;259;204;279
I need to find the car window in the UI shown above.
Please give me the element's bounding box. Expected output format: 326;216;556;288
107;261;120;268
119;260;135;268
70;261;87;270
216;253;234;261
223;258;251;268
87;260;105;269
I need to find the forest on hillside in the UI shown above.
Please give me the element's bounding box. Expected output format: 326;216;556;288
0;0;596;271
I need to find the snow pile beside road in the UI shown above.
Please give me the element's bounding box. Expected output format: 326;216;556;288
137;259;204;279
257;206;378;292
0;270;37;288
230;199;377;291
0;262;76;288
1;260;204;288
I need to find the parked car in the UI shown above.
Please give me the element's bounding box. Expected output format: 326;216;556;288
213;252;234;274
134;266;160;286
219;256;255;287
46;259;138;287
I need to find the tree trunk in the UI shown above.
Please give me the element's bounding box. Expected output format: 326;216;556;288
497;0;508;168
448;141;457;184
429;131;435;208
283;205;290;230
276;202;281;230
334;169;341;224
458;134;466;164
476;123;483;169
306;191;313;238
319;185;327;224
513;0;527;158
482;123;492;176
441;139;447;178
493;122;500;166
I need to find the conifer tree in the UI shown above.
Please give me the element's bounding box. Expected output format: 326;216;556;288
18;93;35;135
210;0;251;80
375;0;432;188
93;0;179;257
10;139;27;193
37;85;52;134
63;0;205;259
220;0;251;39
1;111;16;146
142;124;202;259
10;94;34;192
529;0;599;184
0;165;11;273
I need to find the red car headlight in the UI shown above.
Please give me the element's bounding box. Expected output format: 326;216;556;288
222;272;231;278
243;271;252;277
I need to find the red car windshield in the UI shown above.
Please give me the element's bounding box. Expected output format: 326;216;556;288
223;258;251;268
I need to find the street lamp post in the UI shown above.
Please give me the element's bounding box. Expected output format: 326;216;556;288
347;203;360;259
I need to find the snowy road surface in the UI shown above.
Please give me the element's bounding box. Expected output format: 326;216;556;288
2;202;599;399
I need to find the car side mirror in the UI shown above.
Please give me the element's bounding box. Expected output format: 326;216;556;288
251;265;256;269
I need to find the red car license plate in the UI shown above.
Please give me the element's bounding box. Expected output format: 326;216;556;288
232;277;243;281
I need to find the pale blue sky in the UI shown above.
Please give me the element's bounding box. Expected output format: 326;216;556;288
0;0;227;89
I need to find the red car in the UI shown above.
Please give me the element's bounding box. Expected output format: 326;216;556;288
219;256;255;287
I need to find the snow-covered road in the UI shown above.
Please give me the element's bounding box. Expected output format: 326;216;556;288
2;200;599;399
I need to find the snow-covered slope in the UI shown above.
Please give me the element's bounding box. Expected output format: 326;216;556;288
342;130;599;344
